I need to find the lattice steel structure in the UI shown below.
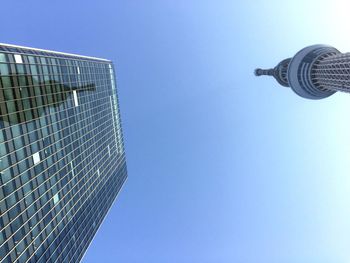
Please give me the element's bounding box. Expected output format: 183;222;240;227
255;44;350;99
0;43;127;263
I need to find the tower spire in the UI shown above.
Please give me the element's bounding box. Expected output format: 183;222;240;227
254;68;274;76
255;44;345;100
255;58;291;87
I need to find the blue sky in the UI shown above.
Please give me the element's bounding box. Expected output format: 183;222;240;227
3;0;350;262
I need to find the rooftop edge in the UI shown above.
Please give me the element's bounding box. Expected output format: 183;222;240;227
0;42;111;62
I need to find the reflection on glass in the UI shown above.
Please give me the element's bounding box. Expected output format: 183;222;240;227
0;75;95;124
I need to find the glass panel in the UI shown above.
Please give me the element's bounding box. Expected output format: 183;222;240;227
0;53;6;62
1;77;11;88
0;63;9;75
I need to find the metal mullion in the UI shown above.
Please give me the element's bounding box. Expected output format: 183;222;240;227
0;87;107;124
51;156;126;263
0;108;116;220
23;146;124;263
66;176;126;263
0;75;103;90
0;110;115;220
2;125;121;261
0;95;115;152
1;96;111;164
19;141;122;262
0;78;110;119
78;175;127;263
0;51;121;260
0;45;110;63
38;152;125;262
72;175;127;263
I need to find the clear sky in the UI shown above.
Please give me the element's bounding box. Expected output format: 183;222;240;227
2;0;350;262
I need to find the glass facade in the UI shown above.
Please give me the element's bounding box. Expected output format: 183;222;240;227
0;44;127;262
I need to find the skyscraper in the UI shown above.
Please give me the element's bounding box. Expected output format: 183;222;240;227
0;43;127;262
255;44;350;99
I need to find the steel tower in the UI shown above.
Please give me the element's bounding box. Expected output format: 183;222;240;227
255;44;350;99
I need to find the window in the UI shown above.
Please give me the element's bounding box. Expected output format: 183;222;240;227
70;162;74;177
73;90;78;106
53;194;59;205
0;64;9;75
32;152;40;165
14;54;23;64
0;53;6;62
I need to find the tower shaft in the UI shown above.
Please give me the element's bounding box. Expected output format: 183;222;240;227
313;52;350;93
